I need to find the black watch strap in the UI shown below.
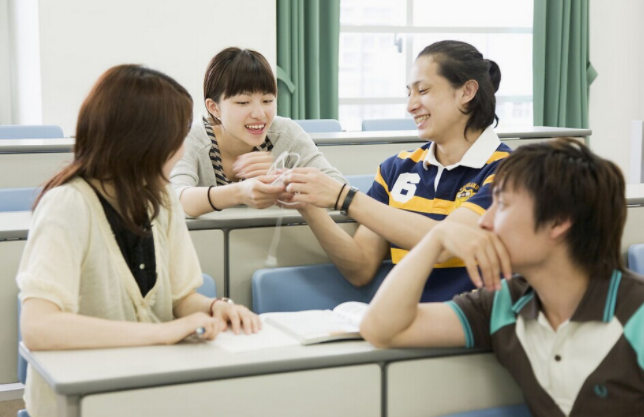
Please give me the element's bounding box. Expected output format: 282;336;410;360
340;186;359;216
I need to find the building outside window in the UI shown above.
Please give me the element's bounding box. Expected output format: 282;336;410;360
339;0;534;131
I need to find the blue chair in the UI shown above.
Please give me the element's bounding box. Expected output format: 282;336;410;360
0;187;41;212
294;119;343;133
0;125;64;139
628;243;644;274
439;404;532;417
197;273;217;298
346;174;374;193
361;118;416;131
252;261;393;313
16;273;216;417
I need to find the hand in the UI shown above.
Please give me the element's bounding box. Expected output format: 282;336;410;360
237;175;286;209
211;302;262;335
233;152;274;179
431;222;512;291
161;312;223;345
282;167;346;209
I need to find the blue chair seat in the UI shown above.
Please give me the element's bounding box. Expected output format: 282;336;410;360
439;404;531;417
252;261;393;313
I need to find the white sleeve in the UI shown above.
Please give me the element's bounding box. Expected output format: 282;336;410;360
16;187;90;313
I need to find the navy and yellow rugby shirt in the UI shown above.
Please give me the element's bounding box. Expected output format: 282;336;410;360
366;127;511;302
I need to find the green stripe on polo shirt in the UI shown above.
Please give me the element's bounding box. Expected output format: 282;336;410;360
446;301;474;348
624;303;644;371
603;270;622;322
490;280;516;335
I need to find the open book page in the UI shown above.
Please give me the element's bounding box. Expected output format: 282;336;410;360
212;317;300;353
332;301;370;327
263;302;369;345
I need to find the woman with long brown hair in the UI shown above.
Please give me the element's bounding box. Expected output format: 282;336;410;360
17;65;259;417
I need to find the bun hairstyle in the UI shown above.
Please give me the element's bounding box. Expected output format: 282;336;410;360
418;40;501;135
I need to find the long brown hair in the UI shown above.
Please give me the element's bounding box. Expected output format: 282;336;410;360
36;65;193;235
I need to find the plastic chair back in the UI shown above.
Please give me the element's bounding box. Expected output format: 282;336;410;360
197;273;217;298
346;174;374;193
0;188;41;212
361;118;416;131
0;125;63;139
252;261;393;313
628;243;644;274
294;119;342;133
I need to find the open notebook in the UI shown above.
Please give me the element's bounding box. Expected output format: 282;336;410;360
212;302;369;353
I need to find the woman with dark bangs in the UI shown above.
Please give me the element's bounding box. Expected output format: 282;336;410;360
170;47;346;217
17;65;260;417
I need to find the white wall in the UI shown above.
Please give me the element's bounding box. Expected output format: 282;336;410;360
0;0;13;125
589;0;644;179
5;0;276;136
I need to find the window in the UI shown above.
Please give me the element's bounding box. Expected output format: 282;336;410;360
339;0;534;131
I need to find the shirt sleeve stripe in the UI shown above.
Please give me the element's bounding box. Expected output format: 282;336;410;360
460;202;486;216
374;166;390;195
446;301;474;348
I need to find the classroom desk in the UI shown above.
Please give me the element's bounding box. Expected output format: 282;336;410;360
19;340;522;417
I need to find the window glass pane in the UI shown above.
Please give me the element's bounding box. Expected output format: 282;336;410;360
339;104;410;131
339;33;407;98
496;101;533;129
413;0;533;27
341;0;407;26
411;33;532;97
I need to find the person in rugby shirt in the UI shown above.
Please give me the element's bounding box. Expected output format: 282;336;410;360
282;40;510;302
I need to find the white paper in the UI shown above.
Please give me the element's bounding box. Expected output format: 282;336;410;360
212;322;299;353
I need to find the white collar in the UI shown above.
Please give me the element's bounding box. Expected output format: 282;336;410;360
424;126;501;170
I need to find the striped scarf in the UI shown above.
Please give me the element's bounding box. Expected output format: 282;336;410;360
203;117;274;185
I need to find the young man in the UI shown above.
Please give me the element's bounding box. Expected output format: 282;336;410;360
361;138;644;417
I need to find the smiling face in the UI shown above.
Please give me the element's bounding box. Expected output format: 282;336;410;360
207;92;277;149
407;56;472;143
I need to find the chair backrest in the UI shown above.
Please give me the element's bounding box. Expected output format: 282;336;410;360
361;118;416;131
0;125;64;139
197;273;217;298
628;243;644;274
252;261;393;314
0;187;41;212
294;119;343;133
17;273;217;384
438;404;532;417
346;174;374;193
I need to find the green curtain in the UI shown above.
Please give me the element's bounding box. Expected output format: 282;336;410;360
533;0;597;128
276;0;340;120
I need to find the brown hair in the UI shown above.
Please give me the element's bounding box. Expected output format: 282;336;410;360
203;47;277;124
418;40;501;136
36;65;193;235
494;137;626;278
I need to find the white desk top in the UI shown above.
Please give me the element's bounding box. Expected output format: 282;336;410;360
3;184;644;240
0;126;591;153
20;340;467;396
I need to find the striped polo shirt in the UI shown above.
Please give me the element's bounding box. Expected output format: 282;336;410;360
367;126;511;302
448;270;644;417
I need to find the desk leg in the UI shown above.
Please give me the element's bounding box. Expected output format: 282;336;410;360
57;394;80;417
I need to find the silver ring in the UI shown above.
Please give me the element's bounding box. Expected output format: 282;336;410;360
195;327;206;336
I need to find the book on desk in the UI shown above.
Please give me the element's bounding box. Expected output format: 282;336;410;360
212;302;368;352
